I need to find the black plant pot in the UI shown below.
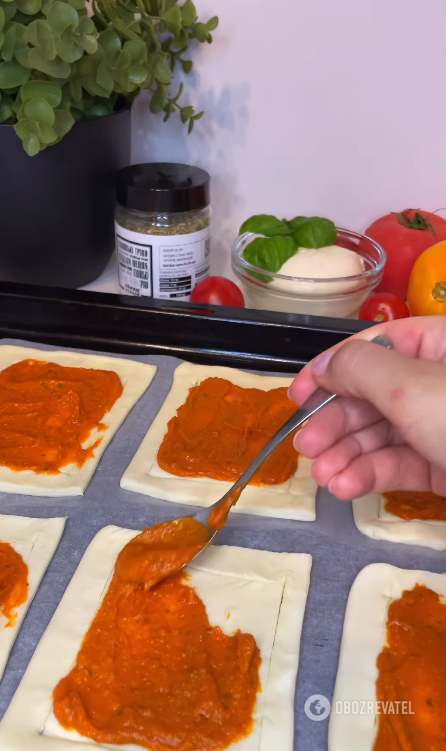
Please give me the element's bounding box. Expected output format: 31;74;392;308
0;100;130;288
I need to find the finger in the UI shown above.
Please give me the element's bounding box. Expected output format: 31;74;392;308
311;339;446;472
364;315;446;361
328;446;435;500
288;315;446;406
293;397;382;457
430;464;446;497
311;418;400;487
288;365;316;405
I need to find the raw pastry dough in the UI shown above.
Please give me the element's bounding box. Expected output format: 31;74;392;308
0;514;65;682
353;493;446;550
121;362;317;521
0;345;157;496
0;525;312;751
329;563;446;751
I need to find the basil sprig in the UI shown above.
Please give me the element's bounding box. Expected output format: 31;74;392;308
239;214;291;238
240;213;337;282
241;236;297;283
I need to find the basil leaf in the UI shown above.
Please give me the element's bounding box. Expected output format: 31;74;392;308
243;235;297;283
289;216;337;249
240;214;291;238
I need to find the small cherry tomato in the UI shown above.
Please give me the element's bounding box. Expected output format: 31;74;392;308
359;293;410;323
408;240;446;316
190;277;245;308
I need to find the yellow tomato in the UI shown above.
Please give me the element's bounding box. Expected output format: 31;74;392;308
407;240;446;316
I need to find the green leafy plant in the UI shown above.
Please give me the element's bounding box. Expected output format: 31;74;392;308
0;0;218;155
240;213;337;282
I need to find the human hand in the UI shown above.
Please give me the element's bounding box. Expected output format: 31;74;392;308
288;316;446;500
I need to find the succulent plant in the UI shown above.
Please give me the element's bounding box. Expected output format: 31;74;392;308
0;0;217;155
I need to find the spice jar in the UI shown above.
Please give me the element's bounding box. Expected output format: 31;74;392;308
115;163;211;299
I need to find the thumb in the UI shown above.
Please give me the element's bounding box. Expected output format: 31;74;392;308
311;339;446;470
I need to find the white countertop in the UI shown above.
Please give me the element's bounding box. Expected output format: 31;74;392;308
79;255;121;295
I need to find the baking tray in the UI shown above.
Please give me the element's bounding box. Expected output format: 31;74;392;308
0;281;373;372
0;292;441;751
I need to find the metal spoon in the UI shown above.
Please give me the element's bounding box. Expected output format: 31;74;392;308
184;334;394;561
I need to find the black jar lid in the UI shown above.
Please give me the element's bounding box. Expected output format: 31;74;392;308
116;163;210;213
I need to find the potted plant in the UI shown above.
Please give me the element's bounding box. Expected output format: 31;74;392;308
0;0;217;287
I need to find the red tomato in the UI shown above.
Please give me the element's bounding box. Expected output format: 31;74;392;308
359;293;410;323
190;277;245;308
365;209;446;299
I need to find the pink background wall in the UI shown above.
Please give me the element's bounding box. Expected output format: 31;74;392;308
131;0;446;279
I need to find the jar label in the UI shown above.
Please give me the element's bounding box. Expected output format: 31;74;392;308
115;223;210;300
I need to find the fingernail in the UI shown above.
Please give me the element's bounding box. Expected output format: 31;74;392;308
311;350;334;377
327;478;337;495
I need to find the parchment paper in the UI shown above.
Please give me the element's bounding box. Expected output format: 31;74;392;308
0;337;444;751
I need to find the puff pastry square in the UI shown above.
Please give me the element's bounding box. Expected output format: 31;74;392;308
0;525;312;751
121;362;317;521
0;345;157;496
353;493;446;550
329;563;446;750
0;514;65;682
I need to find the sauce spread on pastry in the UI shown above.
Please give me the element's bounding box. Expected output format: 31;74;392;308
0;540;28;626
53;517;261;751
0;359;122;473
157;377;298;485
383;490;446;521
374;584;446;750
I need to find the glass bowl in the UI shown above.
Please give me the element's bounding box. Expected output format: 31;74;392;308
232;228;386;319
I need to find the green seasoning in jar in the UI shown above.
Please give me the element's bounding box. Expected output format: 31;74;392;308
115;163;211;299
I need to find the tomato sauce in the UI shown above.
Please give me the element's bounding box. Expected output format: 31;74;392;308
53;517;261;751
0;359;122;473
383;490;446;521
208;487;242;531
157;378;298;485
0;540;28;626
373;584;446;750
